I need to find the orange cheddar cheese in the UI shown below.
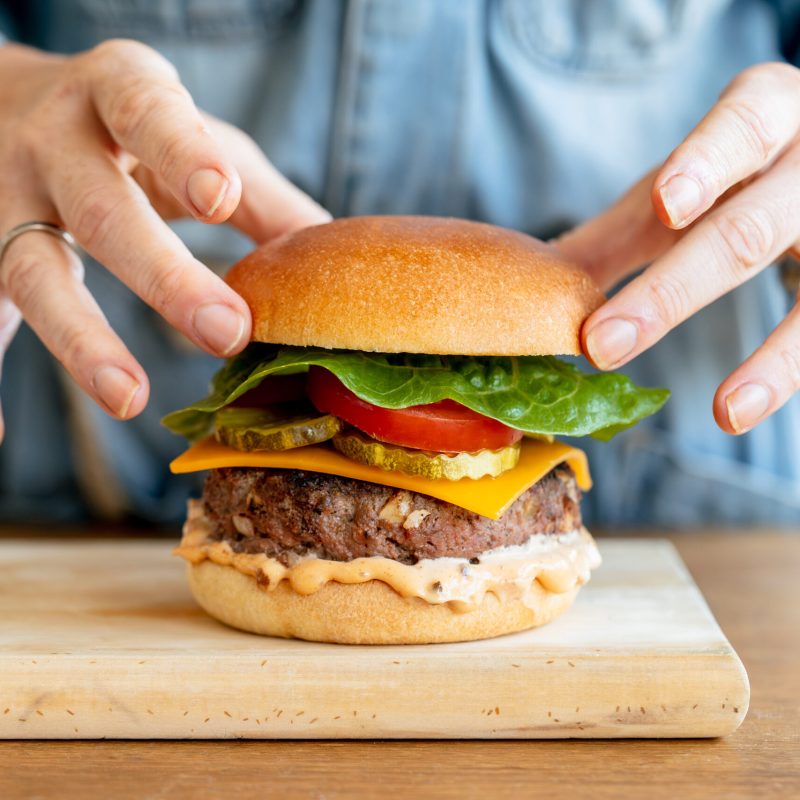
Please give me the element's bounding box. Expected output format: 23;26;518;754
170;438;591;520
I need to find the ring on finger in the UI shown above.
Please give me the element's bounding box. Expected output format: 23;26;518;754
0;221;80;266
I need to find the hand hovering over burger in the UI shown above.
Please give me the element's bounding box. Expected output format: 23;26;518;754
0;40;330;437
558;62;800;437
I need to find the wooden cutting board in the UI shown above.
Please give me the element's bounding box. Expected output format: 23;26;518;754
0;538;748;739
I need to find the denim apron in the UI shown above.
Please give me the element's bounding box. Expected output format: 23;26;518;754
1;0;798;525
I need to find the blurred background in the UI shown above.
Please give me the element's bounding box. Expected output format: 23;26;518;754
1;0;799;532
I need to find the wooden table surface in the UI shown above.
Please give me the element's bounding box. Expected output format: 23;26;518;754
1;529;798;800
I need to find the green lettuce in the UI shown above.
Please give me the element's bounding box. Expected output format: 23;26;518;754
162;344;668;443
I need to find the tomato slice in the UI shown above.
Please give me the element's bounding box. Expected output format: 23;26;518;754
306;366;522;453
231;374;308;407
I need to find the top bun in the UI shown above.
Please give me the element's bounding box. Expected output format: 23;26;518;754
225;216;603;356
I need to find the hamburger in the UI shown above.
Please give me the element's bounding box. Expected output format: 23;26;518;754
164;216;668;644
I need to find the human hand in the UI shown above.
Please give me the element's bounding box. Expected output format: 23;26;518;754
557;62;800;435
0;39;329;435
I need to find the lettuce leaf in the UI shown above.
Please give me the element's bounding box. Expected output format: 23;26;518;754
163;344;668;443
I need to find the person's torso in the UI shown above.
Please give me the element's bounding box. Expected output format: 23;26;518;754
3;0;798;525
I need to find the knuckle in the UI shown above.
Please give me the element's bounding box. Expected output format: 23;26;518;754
59;324;94;374
646;273;693;329
155;134;189;180
1;252;45;308
718;96;778;161
70;184;125;250
104;77;161;142
142;259;187;314
712;208;777;271
107;78;191;146
89;38;177;77
84;39;130;71
89;38;138;61
154;116;201;177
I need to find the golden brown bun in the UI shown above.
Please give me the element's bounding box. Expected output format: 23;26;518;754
186;560;579;645
226;216;603;356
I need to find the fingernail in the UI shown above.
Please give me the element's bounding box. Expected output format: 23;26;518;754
92;366;141;418
584;318;638;369
659;174;703;226
726;382;770;433
193;303;246;356
187;169;229;217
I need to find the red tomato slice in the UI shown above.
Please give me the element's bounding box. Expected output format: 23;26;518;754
307;366;522;453
231;374;308;407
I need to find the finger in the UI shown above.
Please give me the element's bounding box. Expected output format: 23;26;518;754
229;147;332;243
193;116;331;242
40;130;251;357
231;157;331;243
0;215;149;420
0;292;22;440
555;168;681;291
582;142;800;371
86;39;241;222
714;303;800;434
653;62;800;229
130;127;332;242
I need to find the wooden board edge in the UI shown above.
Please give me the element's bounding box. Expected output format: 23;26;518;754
0;646;751;740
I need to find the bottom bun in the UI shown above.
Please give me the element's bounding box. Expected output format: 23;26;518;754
187;560;579;645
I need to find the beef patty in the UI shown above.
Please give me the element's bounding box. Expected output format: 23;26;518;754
201;466;582;565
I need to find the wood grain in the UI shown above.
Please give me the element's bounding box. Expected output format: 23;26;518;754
0;538;747;739
0;530;798;799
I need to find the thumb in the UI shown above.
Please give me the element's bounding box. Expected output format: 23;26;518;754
554;168;681;291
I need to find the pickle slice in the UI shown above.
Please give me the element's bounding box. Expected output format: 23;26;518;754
332;431;520;480
215;406;342;452
214;406;283;429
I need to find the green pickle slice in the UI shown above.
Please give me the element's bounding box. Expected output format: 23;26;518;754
332;431;520;480
214;406;342;452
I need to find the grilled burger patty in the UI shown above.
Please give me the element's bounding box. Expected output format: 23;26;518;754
202;466;582;565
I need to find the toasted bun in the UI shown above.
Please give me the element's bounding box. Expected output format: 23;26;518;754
226;216;603;356
186;560;579;645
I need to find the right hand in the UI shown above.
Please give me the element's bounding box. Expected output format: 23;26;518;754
0;39;330;436
558;62;800;436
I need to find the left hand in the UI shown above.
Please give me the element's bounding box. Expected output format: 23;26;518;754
557;62;800;435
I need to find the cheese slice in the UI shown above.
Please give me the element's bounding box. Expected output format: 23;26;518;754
171;438;591;520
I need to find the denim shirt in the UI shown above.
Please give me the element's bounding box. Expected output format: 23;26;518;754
1;0;799;526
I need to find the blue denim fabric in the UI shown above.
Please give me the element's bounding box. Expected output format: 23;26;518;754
1;0;799;525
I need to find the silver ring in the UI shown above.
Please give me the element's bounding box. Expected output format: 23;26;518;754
0;221;79;265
